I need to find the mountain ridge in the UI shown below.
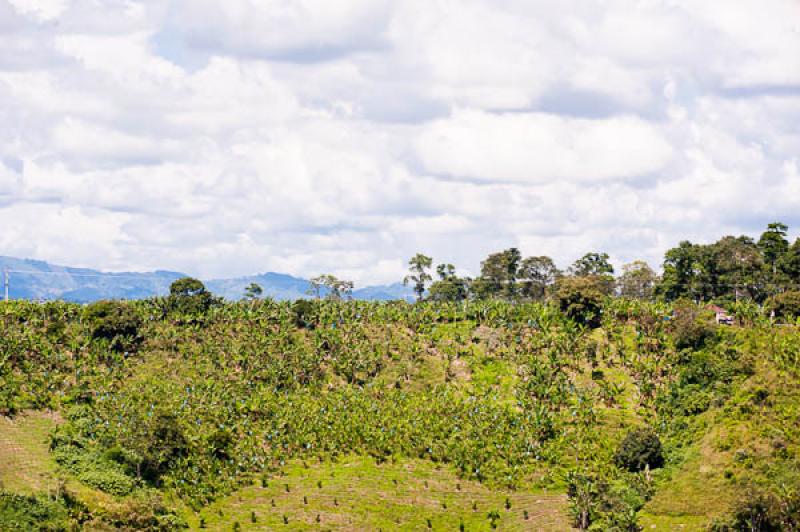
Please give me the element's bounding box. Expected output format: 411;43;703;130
0;256;414;303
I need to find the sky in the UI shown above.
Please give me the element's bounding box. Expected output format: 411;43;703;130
0;0;799;286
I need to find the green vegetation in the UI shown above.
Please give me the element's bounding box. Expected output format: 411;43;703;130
3;224;800;530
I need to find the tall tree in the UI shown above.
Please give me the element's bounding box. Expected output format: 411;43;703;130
168;277;215;314
428;264;469;302
758;222;789;274
569;252;614;295
657;241;701;301
569;252;614;277
617;261;657;300
659;234;771;303
779;238;800;281
244;282;263;300
308;274;354;301
403;254;433;301
518;256;560;300
479;248;522;299
308;276;326;299
327;277;354;301
713;235;764;301
436;263;457;281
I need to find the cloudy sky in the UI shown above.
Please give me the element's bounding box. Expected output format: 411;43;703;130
1;0;799;285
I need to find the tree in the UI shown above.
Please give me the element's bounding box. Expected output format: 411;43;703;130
403;254;433;301
428;263;469;302
569;253;614;295
713;235;765;302
617;261;657;300
307;276;325;299
613;428;664;472
518;256;560;300
84;300;142;352
436;263;457;281
657;241;700;301
327;278;354;301
244;282;263;300
553;276;605;328
767;291;800;321
478;248;522;299
758;222;789;274
309;274;354;301
168;277;215;315
779;238;800;281
569;252;614;277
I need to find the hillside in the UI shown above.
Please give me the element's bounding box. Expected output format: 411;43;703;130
1;297;799;530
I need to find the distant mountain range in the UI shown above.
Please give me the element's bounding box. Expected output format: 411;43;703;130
0;256;414;303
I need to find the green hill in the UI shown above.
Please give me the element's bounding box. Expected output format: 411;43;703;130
1;297;799;530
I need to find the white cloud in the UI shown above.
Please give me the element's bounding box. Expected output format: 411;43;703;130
7;0;68;22
415;110;673;184
0;0;799;285
168;0;392;59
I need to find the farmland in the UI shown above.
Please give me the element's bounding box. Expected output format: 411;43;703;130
2;295;800;530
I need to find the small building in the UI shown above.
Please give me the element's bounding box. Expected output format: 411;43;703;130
706;304;734;325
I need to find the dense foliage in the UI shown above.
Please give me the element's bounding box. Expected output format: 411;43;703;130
2;292;800;529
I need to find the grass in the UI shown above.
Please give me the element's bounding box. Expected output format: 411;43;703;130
638;433;736;531
193;456;571;531
0;411;60;494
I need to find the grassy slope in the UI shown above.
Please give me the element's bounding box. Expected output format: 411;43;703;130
638;426;736;530
195;456;570;531
639;357;800;530
0;411;60;494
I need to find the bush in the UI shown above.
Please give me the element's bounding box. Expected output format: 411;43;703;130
135;412;189;483
614;428;664;472
84;300;142;352
767;291;800;321
78;468;136;496
0;491;73;530
292;299;317;329
93;489;188;530
711;487;800;531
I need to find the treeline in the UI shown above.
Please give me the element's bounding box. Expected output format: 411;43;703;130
402;222;800;310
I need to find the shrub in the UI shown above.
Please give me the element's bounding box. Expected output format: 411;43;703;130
292;299;317;329
136;412;189;483
95;489;187;530
671;301;717;350
78;469;136;496
0;492;72;530
711;487;800;531
84;300;142;352
614;428;664;472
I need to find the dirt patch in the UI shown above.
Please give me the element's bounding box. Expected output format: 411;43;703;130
473;325;504;352
450;357;472;381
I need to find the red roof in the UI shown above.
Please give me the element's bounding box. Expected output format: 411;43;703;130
706;304;728;314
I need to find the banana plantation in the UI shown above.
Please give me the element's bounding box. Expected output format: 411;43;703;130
2;295;800;530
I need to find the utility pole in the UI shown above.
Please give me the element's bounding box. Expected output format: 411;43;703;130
3;268;8;303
